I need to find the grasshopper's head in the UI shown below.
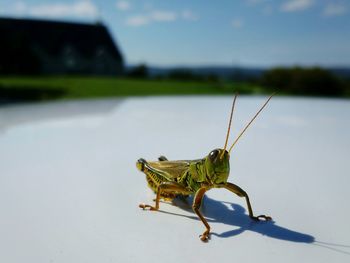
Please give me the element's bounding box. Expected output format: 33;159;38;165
211;93;273;185
205;148;230;185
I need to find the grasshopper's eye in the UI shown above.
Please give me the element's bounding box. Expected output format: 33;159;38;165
209;150;219;161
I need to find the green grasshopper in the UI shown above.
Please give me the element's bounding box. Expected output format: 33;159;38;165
137;94;273;242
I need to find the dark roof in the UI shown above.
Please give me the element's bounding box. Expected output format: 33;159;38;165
0;17;123;61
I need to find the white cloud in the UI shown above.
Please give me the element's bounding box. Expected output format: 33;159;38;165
4;1;99;18
281;0;314;12
125;10;176;27
12;2;27;15
126;15;149;26
182;10;199;21
262;5;273;15
231;18;244;29
245;0;273;15
246;0;267;6
116;1;130;11
125;9;199;27
150;10;177;22
323;3;347;17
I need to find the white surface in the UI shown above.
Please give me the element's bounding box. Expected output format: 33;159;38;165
0;96;350;262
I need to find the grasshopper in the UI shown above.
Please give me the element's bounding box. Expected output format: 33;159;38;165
137;94;273;242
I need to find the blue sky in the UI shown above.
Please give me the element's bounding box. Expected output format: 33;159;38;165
1;0;349;67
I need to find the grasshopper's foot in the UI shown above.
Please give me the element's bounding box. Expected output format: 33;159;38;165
139;204;158;211
158;156;168;161
251;215;272;221
199;230;211;242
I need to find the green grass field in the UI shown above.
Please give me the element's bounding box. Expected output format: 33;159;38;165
0;76;267;102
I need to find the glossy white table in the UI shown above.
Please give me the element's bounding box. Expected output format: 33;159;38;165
1;96;349;262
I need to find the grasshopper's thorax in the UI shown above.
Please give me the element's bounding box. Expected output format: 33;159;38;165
204;148;230;186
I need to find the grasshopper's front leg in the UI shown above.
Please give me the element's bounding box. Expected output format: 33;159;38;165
223;182;272;221
139;182;191;210
192;187;211;242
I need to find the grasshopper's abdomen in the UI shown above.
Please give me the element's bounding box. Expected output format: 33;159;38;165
137;158;176;199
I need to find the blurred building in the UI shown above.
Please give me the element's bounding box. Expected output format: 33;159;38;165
0;17;124;76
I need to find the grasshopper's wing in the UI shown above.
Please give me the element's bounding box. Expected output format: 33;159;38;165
147;160;192;179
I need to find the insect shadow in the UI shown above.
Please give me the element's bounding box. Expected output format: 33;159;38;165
159;195;315;243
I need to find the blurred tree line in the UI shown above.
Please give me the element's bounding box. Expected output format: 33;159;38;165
127;64;219;82
259;67;348;97
127;64;350;97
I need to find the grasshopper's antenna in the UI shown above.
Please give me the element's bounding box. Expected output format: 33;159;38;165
221;93;238;158
228;93;275;154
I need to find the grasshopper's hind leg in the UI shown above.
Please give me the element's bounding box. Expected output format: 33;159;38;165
139;182;191;211
223;182;272;221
